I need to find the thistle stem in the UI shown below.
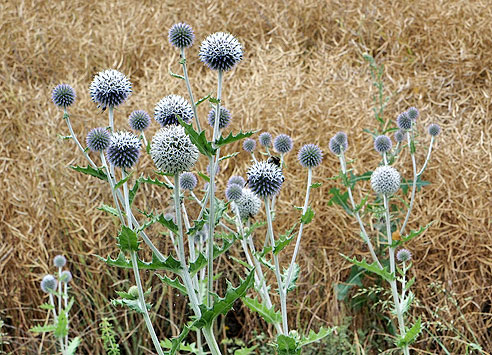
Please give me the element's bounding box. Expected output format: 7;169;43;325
63;109;97;169
181;48;201;131
417;136;434;177
399;131;417;236
100;152;125;224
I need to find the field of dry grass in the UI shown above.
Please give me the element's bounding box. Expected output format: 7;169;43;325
1;0;491;353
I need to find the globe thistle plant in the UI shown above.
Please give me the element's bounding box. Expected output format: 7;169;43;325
52;84;76;108
60;270;73;283
374;135;392;154
179;172;198;191
246;161;284;198
370;165;401;196
53;255;67;268
259;132;272;148
90;69;132;109
228;175;245;187
407;107;419;121
334;131;348;145
168;23;195;49
298;144;323;168
207;106;231;129
129;110;151;131
154;94;194;127
233;188;262;220
243;138;256;153
329;135;348;155
273;134;293;154
86;127;111;152
396;249;412;263
428;123;441;137
40;275;57;293
106;131;141;169
199;32;243;71
226;184;243;201
396;112;412;131
394;130;405;143
150;125;198;175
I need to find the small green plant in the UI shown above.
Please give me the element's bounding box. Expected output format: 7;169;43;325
99;318;121;355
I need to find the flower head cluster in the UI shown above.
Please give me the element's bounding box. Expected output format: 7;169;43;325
428;123;441;137
374;135;392;154
329;132;348;155
233;188;262;220
371;165;401;196
273;134;293;154
207;106;231;129
90;69;131;109
407;107;419;121
396;112;412;131
150;125;198;175
40;275;57;293
396;248;412;262
226;184;243;201
179;172;197;191
129;110;151;131
259;132;272;147
86;127;111;152
199;32;243;71
53;255;67;268
228;175;245;187
52;84;76;108
394;130;405;143
106;131;141;169
243;138;256;153
298;144;323;168
247;161;284;198
168;23;195;49
154;95;194;126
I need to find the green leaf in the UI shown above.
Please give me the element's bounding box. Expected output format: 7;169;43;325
397;318;421;347
39;303;55;310
209;96;220;104
197;171;210;183
111;297;150;313
194;270;255;328
70;165;107;181
186;218;207;236
340;254;395;282
242;296;281;324
114;171;133;190
300;206;314;224
274;222;298;255
276;334;299;355
189;253;207;276
229;255;253;270
29;324;57;333
195;94;211;107
219;152;240;162
405;277;415;291
166;321;194;355
234;345;259;355
336;265;365;301
298;327;335;347
178;117;215;157
169;69;185;80
214;130;255;148
348;171;372;187
283;263;300;293
327;188;352;215
99;251;182;273
117;226;139;252
66;337;81;355
54;311;68;338
139;176;173;190
98;204;121;217
400;176;430;195
129;178;141;205
391;221;433;248
160;338;198;352
157;274;187;295
310;182;322;189
400;291;415;315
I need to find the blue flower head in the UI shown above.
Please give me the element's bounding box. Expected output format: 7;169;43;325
90;69;132;109
199;32;243;71
129;110;151;131
106;131;141;169
52;84;76;108
247;161;284;198
154;95;194;127
273;134;293;154
298;144;323;168
86;127;111;152
168;23;195;49
207;106;231;129
374;135;392;154
179;172;198;191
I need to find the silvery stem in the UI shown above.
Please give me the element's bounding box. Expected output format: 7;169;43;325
270;153;284;213
265;198;288;334
63;109;97;169
417;136;434;177
63;282;68;351
400;131;417;236
100;152;125;224
284;168;312;292
180;48;201;132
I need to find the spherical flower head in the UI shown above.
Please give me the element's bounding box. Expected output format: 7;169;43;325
226;184;243;201
154;95;194;127
396;249;412;262
371;165;401;196
394;130;405;143
199;32;243;71
334;132;348;145
329;135;348;155
168;23;195;49
374;135;393;154
407;107;419;121
53;255;67;268
233;188;262;220
179;172;197;191
52;84;76;108
90;69;132;109
228;175;245;187
259;132;272;147
106;131;141;169
298;144;323;168
207;106;231;129
86;127;111;152
151;125;198;175
273;134;293;154
396;112;412;131
128;285;139;298
60;270;72;284
129;110;151;131
247;161;284;198
428;123;441;137
40;275;57;293
243;138;256;153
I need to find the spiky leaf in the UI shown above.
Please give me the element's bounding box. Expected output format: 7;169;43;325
215;130;255;148
157;274;187;295
178;117;215;157
298;327;334;347
114;172;133;190
70;165;107;181
99;252;182;273
341;254;395;282
300;206;314;224
66;337;81;355
242;296;282;324
117;226;139;251
397;318;422;347
98;204;121;217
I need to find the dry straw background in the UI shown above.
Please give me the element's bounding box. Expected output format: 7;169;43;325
1;0;491;353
